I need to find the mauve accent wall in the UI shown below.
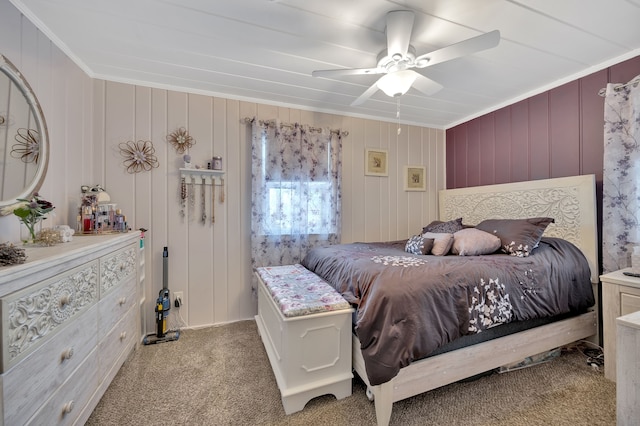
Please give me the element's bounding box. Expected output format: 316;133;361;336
446;54;640;279
446;55;640;191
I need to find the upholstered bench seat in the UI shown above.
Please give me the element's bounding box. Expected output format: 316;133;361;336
254;264;354;415
256;264;351;317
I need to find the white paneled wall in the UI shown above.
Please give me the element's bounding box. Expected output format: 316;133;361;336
0;0;95;241
93;89;445;331
0;0;445;330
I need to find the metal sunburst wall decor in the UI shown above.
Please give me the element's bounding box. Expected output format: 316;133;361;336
119;140;159;173
167;127;195;154
11;128;40;163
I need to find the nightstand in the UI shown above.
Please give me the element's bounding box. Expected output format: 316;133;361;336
601;268;640;381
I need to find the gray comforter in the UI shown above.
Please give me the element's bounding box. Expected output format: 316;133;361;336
301;237;594;385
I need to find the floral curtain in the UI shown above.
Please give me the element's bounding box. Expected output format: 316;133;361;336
602;75;640;273
250;119;342;271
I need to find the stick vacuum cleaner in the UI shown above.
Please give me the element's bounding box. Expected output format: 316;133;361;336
143;246;180;345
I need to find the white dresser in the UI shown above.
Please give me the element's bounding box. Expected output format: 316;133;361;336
0;232;140;425
601;268;640;381
616;310;640;425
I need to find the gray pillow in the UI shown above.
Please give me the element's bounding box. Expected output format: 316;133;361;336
405;235;435;255
421;217;464;234
475;217;554;257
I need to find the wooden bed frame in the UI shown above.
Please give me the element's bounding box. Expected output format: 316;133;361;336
352;175;599;426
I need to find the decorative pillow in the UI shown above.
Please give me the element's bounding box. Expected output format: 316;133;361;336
451;228;501;256
421;217;464;234
475;217;555;257
405;235;435;255
421;232;455;256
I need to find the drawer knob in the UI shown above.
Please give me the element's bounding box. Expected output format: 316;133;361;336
61;347;74;361
119;297;127;306
62;400;74;415
120;331;127;340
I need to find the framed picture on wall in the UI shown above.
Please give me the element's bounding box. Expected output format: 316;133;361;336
365;148;388;176
404;165;426;191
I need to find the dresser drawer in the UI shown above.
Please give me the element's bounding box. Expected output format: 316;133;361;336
98;275;136;337
27;348;99;426
621;292;640;316
2;304;98;425
98;305;137;381
1;260;99;371
100;244;137;298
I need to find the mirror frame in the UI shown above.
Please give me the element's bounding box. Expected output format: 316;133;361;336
0;54;49;213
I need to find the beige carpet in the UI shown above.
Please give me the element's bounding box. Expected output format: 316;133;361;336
87;320;615;426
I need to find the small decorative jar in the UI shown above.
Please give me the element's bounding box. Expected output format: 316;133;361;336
212;156;223;170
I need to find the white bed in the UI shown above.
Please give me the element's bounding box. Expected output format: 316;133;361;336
351;174;599;426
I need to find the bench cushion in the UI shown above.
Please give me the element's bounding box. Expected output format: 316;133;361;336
255;264;351;317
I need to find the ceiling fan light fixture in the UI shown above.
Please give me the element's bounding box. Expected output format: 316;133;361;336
377;70;416;97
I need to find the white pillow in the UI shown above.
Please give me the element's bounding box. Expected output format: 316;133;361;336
451;228;501;256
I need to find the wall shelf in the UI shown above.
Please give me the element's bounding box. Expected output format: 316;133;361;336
179;168;225;184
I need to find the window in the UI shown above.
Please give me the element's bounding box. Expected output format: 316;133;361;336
265;181;334;235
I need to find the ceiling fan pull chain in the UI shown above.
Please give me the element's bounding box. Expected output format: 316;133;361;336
397;100;401;135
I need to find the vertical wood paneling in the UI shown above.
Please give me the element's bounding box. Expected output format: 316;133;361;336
494;109;511;184
466;120;481;187
549;81;580;178
350;118;367;240
445;128;456;188
186;94;214;326
213;97;229;324
529;92;550;180
479;117;495;186
166;91;190;322
453;125;468;188
395;124;409;238
147;88;169;333
580;70;607;181
341;116;354;243
510;101;530;182
364;121;382;242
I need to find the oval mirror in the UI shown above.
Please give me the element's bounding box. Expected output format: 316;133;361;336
0;54;49;213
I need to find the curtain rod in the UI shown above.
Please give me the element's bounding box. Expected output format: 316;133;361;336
598;75;640;97
242;117;348;137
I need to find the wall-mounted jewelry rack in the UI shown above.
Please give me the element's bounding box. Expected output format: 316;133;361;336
179;168;225;185
179;168;225;224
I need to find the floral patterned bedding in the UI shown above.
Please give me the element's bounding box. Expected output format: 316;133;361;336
255;264;351;317
301;237;594;386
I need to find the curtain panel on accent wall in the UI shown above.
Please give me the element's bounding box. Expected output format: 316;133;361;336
602;75;640;273
250;119;342;273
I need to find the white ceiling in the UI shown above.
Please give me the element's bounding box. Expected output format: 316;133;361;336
10;0;640;129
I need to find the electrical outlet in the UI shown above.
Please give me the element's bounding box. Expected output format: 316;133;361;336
174;292;183;308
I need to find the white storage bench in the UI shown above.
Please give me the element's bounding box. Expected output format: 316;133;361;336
254;264;354;414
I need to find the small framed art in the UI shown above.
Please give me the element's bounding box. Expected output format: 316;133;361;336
404;166;426;191
365;148;388;176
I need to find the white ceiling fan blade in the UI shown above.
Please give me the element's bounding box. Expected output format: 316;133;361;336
312;67;383;78
351;81;381;106
415;30;500;68
386;10;414;59
412;72;444;96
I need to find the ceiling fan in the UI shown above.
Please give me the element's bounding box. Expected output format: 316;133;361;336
312;10;500;106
